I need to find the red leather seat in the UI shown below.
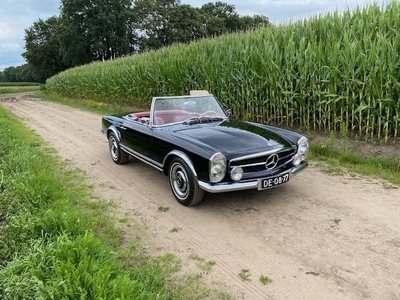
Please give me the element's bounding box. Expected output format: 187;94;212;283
153;117;165;125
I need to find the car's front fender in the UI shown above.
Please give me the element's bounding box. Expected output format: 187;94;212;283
163;150;199;181
106;125;121;141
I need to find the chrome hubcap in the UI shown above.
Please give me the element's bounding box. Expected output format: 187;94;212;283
170;163;189;199
109;137;118;161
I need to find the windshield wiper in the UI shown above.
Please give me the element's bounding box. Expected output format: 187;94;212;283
183;116;224;125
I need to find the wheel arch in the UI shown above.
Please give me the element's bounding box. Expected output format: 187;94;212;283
106;125;121;141
163;150;198;180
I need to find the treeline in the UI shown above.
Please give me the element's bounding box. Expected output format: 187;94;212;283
0;65;35;83
1;0;269;83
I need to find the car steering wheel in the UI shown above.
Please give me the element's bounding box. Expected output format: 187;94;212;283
200;110;219;117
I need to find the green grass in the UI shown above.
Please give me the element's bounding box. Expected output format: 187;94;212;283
238;269;251;281
259;275;272;285
0;82;40;86
158;206;170;212
170;226;180;233
36;90;145;115
0;105;223;299
309;142;400;185
0;85;40;95
189;253;216;272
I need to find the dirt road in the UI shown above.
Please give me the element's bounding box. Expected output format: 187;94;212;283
2;96;400;300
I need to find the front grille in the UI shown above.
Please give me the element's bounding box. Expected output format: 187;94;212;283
229;147;296;174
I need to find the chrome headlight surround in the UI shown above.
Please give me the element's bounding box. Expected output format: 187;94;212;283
209;152;227;183
293;136;309;166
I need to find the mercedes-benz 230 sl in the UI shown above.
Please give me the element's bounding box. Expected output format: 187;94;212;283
101;91;309;206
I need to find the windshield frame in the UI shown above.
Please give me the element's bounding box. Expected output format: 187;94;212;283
150;94;227;127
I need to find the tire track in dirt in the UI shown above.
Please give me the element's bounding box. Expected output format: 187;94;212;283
2;97;400;300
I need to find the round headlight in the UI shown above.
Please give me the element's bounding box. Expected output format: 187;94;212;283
211;164;222;174
209;153;226;183
230;167;243;181
297;137;309;156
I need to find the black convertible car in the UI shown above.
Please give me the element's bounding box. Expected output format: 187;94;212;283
101;91;309;206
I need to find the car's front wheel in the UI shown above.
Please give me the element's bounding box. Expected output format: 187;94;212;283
108;132;129;164
169;157;204;206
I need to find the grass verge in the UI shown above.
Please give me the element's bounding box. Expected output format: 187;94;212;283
309;138;400;185
35;90;145;115
0;85;41;95
0;82;40;86
0;104;217;299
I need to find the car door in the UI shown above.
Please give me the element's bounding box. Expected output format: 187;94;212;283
119;118;153;160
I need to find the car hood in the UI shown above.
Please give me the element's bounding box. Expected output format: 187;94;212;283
173;119;293;155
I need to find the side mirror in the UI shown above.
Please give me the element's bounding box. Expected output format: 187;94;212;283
225;109;232;117
141;117;150;125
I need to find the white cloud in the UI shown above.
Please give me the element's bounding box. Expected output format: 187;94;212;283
0;43;21;51
0;23;13;39
0;0;59;71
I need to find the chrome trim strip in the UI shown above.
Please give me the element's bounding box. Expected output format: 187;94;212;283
230;161;266;168
230;155;295;169
279;152;295;161
121;145;163;171
198;162;308;193
198;180;258;193
279;158;294;168
229;146;296;171
149;97;156;127
153;94;214;101
229;146;284;164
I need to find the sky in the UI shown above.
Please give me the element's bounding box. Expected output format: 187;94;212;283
0;0;387;71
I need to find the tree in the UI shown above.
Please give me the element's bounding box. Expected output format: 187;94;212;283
199;2;270;36
23;17;65;82
169;5;205;43
59;0;134;67
20;0;270;79
238;15;270;30
133;0;180;51
15;65;35;82
199;1;237;36
1;67;17;82
0;65;34;82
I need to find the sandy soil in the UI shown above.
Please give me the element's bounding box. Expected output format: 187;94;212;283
1;95;400;300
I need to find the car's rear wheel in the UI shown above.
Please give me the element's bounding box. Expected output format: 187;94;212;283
169;157;204;206
108;132;129;164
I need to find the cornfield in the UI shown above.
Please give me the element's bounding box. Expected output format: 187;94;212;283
46;2;400;142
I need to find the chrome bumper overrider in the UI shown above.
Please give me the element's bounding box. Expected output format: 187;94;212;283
198;162;308;193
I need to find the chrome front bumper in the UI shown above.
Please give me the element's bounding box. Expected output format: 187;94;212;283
198;161;308;193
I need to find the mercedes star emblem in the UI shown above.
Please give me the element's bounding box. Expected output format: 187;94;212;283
265;154;279;170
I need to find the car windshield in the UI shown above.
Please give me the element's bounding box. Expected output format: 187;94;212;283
152;95;227;126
